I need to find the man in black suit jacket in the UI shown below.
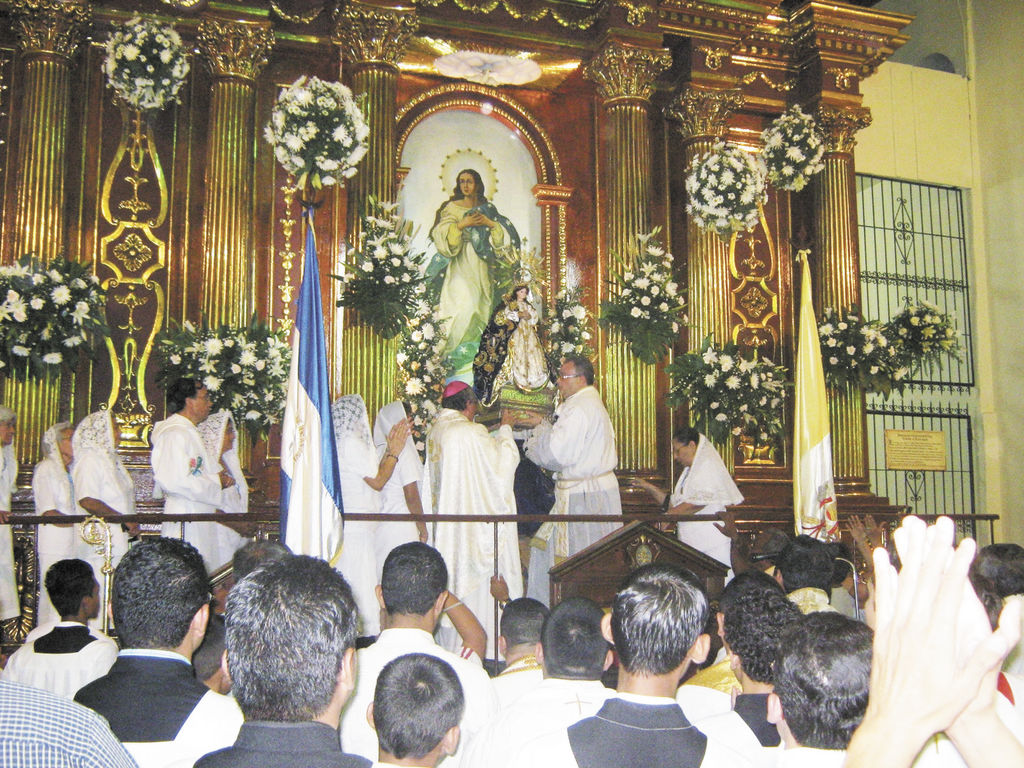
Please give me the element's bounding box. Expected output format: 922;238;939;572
75;537;242;767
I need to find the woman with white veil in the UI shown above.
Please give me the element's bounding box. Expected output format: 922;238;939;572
332;394;410;637
71;410;134;610
32;422;77;625
372;401;429;574
192;409;249;571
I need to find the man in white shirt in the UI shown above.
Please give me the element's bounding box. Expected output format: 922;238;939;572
523;356;621;603
468;596;613;768
2;558;117;698
75;537;242;768
427;381;522;654
512;564;750;768
151;379;236;572
492;597;548;709
767;612;872;768
369;654;464;768
340;542;498;766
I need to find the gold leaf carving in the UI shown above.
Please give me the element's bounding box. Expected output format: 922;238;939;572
112;233;153;272
10;0;90;57
332;4;419;66
738;70;795;92
738;284;769;320
666;85;745;140
816;104;872;154
614;0;654;27
197;18;274;82
697;46;731;71
826;67;860;92
583;42;672;102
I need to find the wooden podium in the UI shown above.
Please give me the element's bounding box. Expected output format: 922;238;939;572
547;521;729;609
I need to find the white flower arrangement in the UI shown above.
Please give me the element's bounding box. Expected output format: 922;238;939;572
545;283;594;366
335;199;422;339
264;75;369;189
0;256;108;379
156;318;290;440
397;283;451;455
666;335;788;447
819;306;908;398
599;229;686;365
760;106;826;192
884;300;961;375
685;142;767;240
103;17;190;112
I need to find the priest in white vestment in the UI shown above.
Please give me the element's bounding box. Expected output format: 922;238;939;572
523;356;621;603
152;379;235;573
0;407;19;621
427;380;522;656
634;427;743;569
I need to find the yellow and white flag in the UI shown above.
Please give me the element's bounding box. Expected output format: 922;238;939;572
793;251;838;540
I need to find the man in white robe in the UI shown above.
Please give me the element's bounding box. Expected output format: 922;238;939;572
151;379;235;573
427;381;522;656
523;356;621;603
0;406;19;622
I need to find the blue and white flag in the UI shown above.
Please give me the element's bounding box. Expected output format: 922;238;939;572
280;206;345;563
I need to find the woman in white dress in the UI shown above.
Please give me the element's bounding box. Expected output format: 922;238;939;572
372;401;428;575
32;422;77;625
71;410;134;613
633;426;743;569
332;394;411;636
194;409;249;571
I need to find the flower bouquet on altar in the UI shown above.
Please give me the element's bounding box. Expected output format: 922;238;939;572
155;317;290;441
599;229;686;365
103;17;190;111
396;283;451;456
0;256;108;379
335;199;424;339
760;106;826;192
819;306;908;397
884;300;962;376
264;75;369;190
666;335;788;447
685;143;767;240
544;262;594;368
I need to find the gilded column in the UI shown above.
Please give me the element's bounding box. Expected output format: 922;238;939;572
197;18;274;327
6;0;90;465
332;2;417;418
583;41;671;470
666;85;745;349
815;104;872;494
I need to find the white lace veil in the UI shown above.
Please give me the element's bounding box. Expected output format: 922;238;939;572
678;433;744;507
72;410;134;506
198;409;248;514
332;394;377;476
42;421;72;466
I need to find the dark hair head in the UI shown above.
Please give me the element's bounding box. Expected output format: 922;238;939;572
718;571;800;684
373;653;465;760
540;597;608;680
968;571;1004;631
166;378;202;415
232;539;292;582
193;613;227;684
226;556;357;721
827;542;854;587
381;543;448;616
611;564;708;676
112;538;209;649
971;543;1024;598
441;386;476;413
500;598;549;648
45;559;96;619
452;168;486;200
774;613;872;749
672;426;700;447
561;355;594;385
776;535;835;594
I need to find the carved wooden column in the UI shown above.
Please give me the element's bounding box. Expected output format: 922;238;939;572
584;40;671;471
814;104;873;495
197;18;274;327
6;0;89;464
667;85;745;351
332;1;417;417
